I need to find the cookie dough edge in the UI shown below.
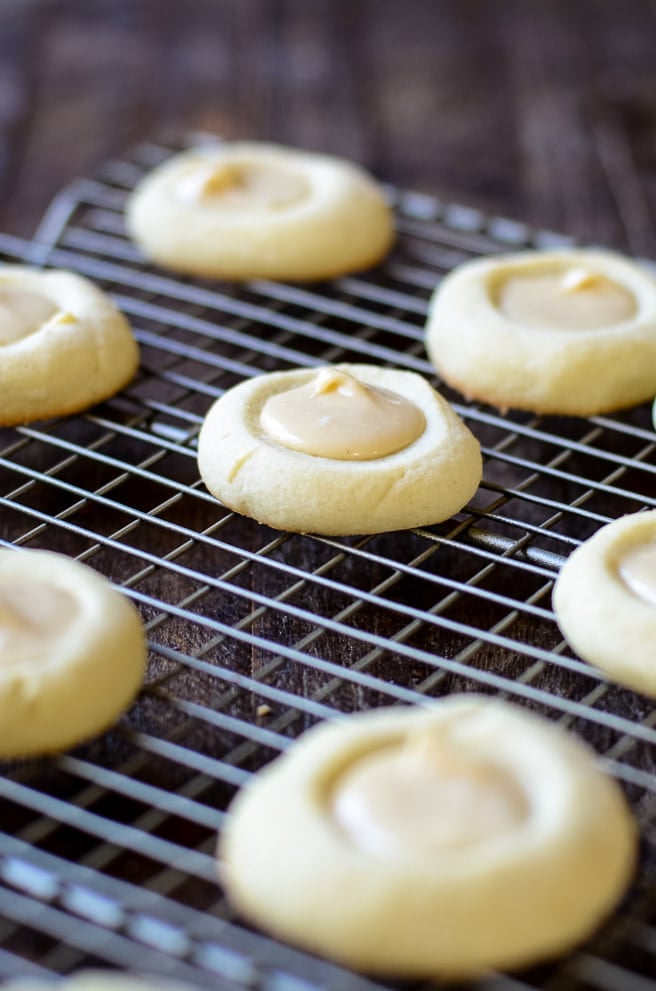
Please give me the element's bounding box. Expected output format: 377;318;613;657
197;366;482;535
0;549;147;758
0;268;140;426
553;511;656;696
219;698;636;977
425;250;656;415
126;145;395;281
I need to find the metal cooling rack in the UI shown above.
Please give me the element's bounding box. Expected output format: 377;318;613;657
1;134;656;991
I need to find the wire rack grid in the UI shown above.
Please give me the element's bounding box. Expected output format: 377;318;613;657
1;135;656;991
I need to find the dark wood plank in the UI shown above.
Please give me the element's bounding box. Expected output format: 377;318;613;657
358;0;521;213
0;0;655;252
0;0;39;234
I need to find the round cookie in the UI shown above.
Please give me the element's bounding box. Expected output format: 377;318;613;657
196;364;482;535
0;266;139;426
1;973;196;991
220;696;636;979
425;249;656;415
0;548;146;758
553;511;656;696
126;142;394;281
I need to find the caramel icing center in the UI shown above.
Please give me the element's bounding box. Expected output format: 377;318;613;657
259;368;426;460
618;539;656;607
332;731;528;857
0;287;57;345
176;159;309;211
497;267;636;330
0;578;79;663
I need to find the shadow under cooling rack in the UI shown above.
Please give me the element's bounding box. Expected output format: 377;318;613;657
1;135;656;991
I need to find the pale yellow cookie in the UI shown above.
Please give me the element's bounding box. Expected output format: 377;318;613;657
220;696;636;978
0;549;146;758
126;142;394;281
425;249;656;415
1;973;196;991
197;364;482;535
0;266;139;426
553;511;656;695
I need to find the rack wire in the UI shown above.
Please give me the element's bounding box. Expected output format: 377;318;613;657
1;134;656;991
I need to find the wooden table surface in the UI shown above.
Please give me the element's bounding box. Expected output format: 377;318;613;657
1;0;656;254
2;6;656;987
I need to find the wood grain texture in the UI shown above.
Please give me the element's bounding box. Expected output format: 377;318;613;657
0;0;655;251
